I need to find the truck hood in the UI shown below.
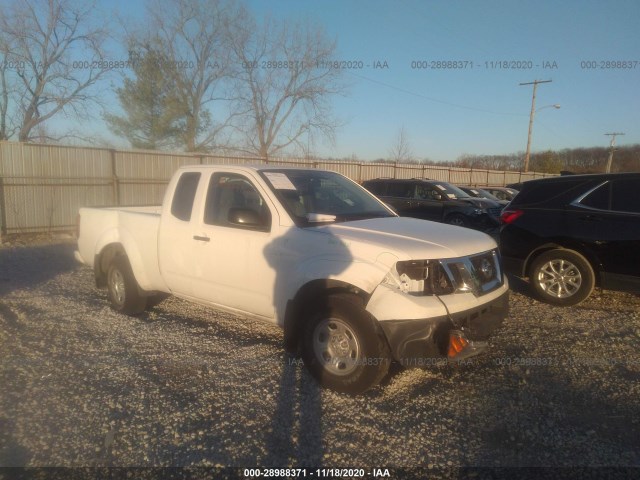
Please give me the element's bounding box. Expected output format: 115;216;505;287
315;217;496;259
455;197;501;209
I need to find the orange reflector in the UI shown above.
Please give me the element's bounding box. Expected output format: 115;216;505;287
448;333;470;358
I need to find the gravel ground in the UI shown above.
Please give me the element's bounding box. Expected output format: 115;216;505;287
0;239;639;473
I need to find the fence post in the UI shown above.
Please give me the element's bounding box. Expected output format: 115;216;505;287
0;175;7;240
486;170;490;186
110;149;120;206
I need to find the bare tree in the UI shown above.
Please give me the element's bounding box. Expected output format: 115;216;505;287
226;8;346;158
0;36;13;140
0;0;111;142
388;126;414;163
128;0;236;152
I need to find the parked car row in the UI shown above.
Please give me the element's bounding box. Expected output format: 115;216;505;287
361;178;505;231
359;173;640;307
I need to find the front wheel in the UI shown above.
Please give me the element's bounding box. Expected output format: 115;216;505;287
107;255;147;314
445;213;468;228
529;249;595;306
301;295;391;394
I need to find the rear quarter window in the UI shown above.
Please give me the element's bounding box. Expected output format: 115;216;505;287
512;179;589;206
171;172;201;221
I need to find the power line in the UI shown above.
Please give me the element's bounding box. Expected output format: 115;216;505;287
349;72;527;117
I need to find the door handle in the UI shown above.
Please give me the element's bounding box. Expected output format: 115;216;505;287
193;235;210;242
581;214;602;222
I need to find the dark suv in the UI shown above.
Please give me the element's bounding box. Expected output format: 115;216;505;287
362;178;502;230
500;173;640;305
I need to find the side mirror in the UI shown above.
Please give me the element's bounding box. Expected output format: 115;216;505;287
228;208;263;228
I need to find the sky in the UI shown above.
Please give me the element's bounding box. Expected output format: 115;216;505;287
93;0;640;162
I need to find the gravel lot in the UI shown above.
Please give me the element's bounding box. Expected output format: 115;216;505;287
1;239;639;472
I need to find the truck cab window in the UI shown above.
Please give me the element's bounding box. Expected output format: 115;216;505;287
171;172;201;221
204;173;271;230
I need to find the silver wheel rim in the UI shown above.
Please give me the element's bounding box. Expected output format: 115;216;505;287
312;317;360;376
449;216;465;226
109;269;126;306
536;259;582;298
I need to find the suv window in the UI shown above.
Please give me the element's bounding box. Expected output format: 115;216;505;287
579;182;610;210
612;178;640;214
204;173;271;230
363;181;385;195
171;172;201;221
416;184;441;200
387;182;415;198
514;179;586;205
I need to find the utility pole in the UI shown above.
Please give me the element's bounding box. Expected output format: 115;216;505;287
520;79;552;172
604;132;625;173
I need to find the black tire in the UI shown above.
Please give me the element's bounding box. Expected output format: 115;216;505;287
528;249;595;306
146;293;170;308
301;294;391;394
107;255;147;314
445;213;468;228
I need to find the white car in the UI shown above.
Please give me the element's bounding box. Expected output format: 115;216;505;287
76;166;509;393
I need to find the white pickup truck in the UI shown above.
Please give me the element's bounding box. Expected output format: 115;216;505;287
76;165;509;393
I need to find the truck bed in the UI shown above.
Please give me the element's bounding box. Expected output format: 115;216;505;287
76;206;164;292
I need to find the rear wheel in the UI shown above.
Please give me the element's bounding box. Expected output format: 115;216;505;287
301;294;390;394
529;249;595;306
107;255;147;314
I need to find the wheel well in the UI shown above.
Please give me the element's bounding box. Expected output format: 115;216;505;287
523;243;602;286
94;243;126;288
283;279;369;354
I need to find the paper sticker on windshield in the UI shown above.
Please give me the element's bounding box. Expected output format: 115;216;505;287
447;194;456;199
264;172;297;190
435;185;446;190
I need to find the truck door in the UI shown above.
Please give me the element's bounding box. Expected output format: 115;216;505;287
189;171;278;320
157;171;205;296
409;184;444;221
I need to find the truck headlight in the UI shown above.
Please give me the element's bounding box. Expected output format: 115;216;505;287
382;260;455;296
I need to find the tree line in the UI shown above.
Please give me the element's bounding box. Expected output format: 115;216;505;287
0;0;637;173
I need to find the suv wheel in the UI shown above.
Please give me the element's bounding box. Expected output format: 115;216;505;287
301;294;391;394
446;213;468;227
529;249;595;306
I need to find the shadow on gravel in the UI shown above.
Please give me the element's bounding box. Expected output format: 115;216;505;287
262;356;323;466
0;417;31;467
0;242;77;297
506;274;536;299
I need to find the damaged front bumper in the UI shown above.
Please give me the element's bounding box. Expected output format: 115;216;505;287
369;286;509;366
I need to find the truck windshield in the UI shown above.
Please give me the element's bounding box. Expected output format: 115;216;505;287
260;169;395;225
